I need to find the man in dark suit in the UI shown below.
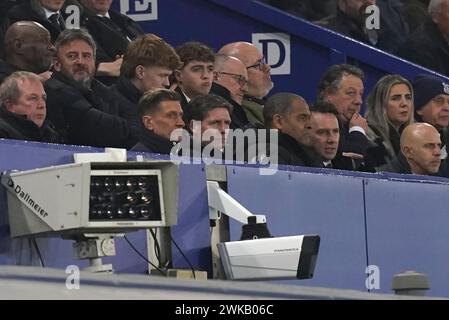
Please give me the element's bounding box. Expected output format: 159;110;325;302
45;28;139;148
260;93;321;167
309;101;340;168
78;0;144;67
397;0;449;77
317;64;371;171
8;0;67;43
320;0;409;53
131;89;185;154
210;54;250;130
0;71;61;142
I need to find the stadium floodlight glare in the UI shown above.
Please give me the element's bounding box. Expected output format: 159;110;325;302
1;161;179;272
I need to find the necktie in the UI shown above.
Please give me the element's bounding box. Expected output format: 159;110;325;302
49;13;61;33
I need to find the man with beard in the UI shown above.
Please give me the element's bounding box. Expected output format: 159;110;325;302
44;28;139;148
1;21;55;83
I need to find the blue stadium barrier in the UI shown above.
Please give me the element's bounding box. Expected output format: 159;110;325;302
226;165;368;291
2;140;449;296
226;164;449;297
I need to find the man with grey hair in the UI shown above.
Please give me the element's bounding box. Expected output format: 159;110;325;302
261;92;321;166
210;54;250;130
218;42;273;127
317;64;371;170
0;71;60;142
44;28;139;148
398;0;449;76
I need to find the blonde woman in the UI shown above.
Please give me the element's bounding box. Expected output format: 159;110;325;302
365;74;414;168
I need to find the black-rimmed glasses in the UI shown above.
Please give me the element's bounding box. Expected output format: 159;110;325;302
246;58;267;71
217;71;248;86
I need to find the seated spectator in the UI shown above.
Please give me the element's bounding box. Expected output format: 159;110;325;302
184;94;232;160
397;0;449;77
174;42;215;120
7;0;67;43
364;74;414;169
309;101;340;168
412;74;449;159
0;71;60;142
261;92;321;167
111;34;180;108
78;0;144;83
319;0;409;53
210;54;250;130
317;64;371;170
131;89;184;154
1;21;55;83
381;123;441;175
45;28;139;148
218;42;273;127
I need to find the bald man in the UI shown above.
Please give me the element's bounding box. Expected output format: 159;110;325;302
382;123;442;175
219;42;273;127
0;21;56;83
210;54;250;129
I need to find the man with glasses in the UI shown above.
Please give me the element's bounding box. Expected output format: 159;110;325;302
210;54;250;129
219;42;274;127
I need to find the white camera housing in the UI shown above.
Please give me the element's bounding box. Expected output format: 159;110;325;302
1;161;179;238
218;235;320;280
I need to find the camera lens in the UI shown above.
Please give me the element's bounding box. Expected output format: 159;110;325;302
126;177;137;190
139;205;152;219
138;177;148;189
106;205;115;219
126;191;138;204
128;206;138;218
104;177;114;192
115;178;126;191
116;206;126;218
141;192;153;204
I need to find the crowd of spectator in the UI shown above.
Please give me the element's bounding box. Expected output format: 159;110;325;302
1;0;449;179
